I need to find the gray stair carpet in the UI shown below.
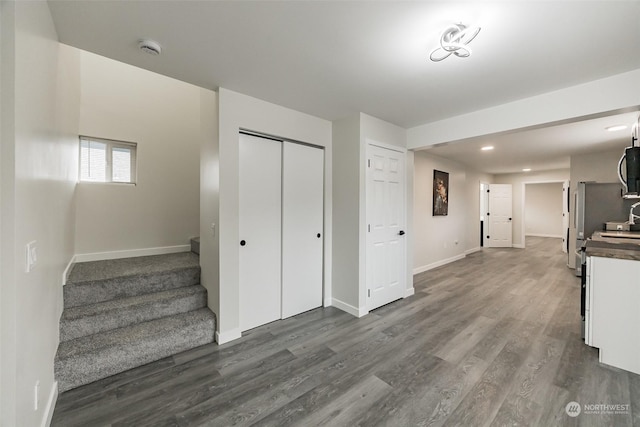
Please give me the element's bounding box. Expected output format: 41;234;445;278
56;252;216;393
55;308;215;392
64;252;200;308
59;285;207;342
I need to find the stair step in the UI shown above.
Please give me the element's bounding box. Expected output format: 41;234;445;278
60;285;207;342
55;308;216;393
190;237;200;255
64;252;200;308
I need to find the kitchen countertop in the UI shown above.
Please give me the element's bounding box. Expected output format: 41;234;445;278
585;231;640;261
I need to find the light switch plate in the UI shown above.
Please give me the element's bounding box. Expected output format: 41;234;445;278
26;241;37;273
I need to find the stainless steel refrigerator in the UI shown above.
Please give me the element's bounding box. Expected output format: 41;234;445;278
574;182;633;275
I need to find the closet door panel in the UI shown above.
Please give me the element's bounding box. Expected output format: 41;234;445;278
239;134;282;331
282;143;324;318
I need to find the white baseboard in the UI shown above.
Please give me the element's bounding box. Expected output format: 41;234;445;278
525;233;562;238
413;253;465;275
513;243;525;249
74;245;191;263
41;381;58;427
324;297;332;307
404;287;415;298
332;298;368;318
62;256;76;286
216;328;241;345
465;247;482;255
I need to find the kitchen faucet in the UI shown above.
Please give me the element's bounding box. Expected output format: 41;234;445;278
630;201;640;225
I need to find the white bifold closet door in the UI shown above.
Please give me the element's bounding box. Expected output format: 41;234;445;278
239;133;324;332
282;142;324;319
239;134;282;332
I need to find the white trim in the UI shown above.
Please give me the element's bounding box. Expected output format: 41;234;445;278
413;253;465;275
216;328;242;345
465;247;482;255
365;138;407;154
404;287;415;298
332;298;368;318
513;243;525;249
525;233;562;238
62;255;76;286
74;245;190;263
41;381;57;427
323;297;332;307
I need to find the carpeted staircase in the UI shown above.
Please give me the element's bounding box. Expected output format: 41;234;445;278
55;252;216;393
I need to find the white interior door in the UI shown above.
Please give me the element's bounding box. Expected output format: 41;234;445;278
367;144;406;311
239;133;282;331
282;142;324;318
488;184;513;248
562;180;570;253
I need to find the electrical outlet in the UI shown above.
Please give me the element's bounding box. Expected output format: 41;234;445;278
34;381;39;411
26;241;37;273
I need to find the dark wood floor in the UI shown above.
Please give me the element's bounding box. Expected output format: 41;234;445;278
52;237;640;426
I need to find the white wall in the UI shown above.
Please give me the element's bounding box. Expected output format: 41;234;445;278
525;182;564;237
75;51;202;257
407;69;640;149
217;88;332;343
1;2;80;426
199;90;220;325
332;115;360;310
494;169;569;248
413;151;492;273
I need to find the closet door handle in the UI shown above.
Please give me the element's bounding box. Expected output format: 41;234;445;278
317;233;321;238
399;230;405;236
240;240;246;246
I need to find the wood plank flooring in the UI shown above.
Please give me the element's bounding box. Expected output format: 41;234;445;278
51;237;640;426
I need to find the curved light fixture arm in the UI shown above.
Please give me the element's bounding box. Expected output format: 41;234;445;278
430;23;481;62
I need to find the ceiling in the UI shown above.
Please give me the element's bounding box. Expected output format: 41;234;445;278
47;1;640;173
423;112;640;174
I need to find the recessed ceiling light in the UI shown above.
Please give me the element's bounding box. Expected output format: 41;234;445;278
522;168;532;172
606;125;627;132
481;146;494;151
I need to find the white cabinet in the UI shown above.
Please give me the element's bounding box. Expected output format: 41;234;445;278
585;255;640;375
239;133;324;332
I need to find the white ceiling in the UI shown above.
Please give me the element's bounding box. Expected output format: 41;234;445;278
422;112;639;174
47;1;640;174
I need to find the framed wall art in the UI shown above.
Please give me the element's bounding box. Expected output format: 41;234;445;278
433;170;449;216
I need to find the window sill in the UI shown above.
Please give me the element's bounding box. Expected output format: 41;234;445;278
77;181;137;186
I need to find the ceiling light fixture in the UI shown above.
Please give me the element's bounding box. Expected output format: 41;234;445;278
138;39;162;56
606;125;628;132
522;168;532;172
430;23;481;62
481;146;494;151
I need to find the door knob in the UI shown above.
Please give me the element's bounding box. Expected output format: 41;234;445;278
240;240;246;246
399;230;405;236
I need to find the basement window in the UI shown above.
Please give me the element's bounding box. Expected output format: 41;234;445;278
79;136;137;184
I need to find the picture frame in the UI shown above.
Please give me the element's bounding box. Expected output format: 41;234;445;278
433;170;449;216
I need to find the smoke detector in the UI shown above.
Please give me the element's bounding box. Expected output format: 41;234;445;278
138;39;162;56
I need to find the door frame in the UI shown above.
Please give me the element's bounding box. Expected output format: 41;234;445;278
365;139;408;312
520;180;568;249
